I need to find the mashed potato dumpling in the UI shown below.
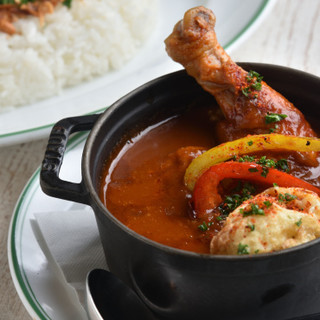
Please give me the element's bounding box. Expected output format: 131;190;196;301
210;187;320;255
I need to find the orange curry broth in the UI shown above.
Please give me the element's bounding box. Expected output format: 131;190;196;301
99;105;320;254
99;106;220;254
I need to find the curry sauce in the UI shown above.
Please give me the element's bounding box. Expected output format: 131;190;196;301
100;106;219;254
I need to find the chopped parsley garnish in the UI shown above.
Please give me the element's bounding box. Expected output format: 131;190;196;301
275;159;290;172
246;224;255;231
278;193;297;202
63;0;73;8
263;200;272;208
219;182;256;216
251;82;262;91
219;194;243;216
256;156;276;167
237;155;289;177
261;167;269;178
296;218;302;227
238;155;256;162
237;243;249;255
273;182;279;187
198;221;213;232
265;112;288;124
241;70;263;99
247;140;253;146
240;203;265;216
242;87;251;97
246;70;263;83
198;221;208;231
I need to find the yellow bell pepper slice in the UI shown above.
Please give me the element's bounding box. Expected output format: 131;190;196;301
185;134;320;191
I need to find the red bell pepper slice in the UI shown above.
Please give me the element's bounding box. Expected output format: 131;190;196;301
192;161;320;218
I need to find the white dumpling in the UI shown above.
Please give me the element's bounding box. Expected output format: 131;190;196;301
210;187;320;255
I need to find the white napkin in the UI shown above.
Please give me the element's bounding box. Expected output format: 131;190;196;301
33;208;108;319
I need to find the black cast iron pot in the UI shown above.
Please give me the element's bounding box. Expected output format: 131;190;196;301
40;63;320;320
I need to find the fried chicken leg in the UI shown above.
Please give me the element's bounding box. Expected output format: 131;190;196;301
164;6;316;141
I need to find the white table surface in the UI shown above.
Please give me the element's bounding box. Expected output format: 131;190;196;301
1;0;319;318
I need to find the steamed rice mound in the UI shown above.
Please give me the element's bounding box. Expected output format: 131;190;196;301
0;0;158;110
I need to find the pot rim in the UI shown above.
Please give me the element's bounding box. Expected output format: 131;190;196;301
82;64;320;261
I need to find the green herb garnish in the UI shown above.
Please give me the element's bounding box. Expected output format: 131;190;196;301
261;167;269;178
241;70;263;99
256;156;275;167
296;218;302;227
63;0;73;8
263;200;272;208
237;156;290;178
246;70;263;82
278;193;297;202
246;224;255;231
198;221;208;231
242;87;251;97
237;243;249;255
218;182;256;216
276;159;290;172
238;155;256;163
265;112;288;124
240;203;265;217
219;194;243;216
251;81;262;91
198;221;213;232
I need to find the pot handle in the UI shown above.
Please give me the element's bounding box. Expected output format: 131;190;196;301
40;114;100;205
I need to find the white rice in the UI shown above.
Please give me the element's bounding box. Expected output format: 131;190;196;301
0;0;158;110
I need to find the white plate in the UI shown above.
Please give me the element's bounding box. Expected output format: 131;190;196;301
0;0;275;146
8;133;90;320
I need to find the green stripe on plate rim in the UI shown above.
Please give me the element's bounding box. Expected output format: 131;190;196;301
9;1;271;318
0;106;107;139
10;132;88;320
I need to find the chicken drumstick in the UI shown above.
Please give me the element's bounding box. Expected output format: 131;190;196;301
164;6;316;141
